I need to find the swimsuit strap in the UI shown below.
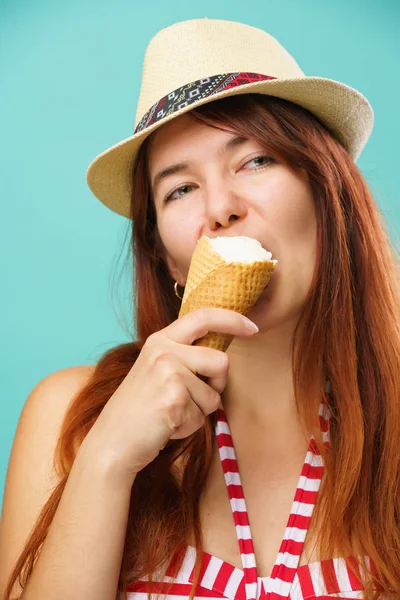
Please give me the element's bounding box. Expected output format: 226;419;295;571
216;407;259;600
215;396;331;600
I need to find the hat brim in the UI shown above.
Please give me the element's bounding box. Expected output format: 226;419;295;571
86;76;374;219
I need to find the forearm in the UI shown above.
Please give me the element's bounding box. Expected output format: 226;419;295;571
20;444;135;600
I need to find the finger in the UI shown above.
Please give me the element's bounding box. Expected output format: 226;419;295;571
168;368;222;442
170;344;229;393
156;343;229;394
165;308;258;346
185;367;222;417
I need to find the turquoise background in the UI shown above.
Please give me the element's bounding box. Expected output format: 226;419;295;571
1;0;399;508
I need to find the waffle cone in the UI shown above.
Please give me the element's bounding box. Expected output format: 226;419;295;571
178;237;277;352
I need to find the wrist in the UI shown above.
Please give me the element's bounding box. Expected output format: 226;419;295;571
76;437;138;489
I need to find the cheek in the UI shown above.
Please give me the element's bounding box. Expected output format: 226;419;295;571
280;203;317;281
275;195;317;286
157;210;199;274
266;171;317;262
273;178;316;238
261;176;317;311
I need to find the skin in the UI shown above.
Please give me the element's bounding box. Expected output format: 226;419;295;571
148;112;322;573
147;112;318;432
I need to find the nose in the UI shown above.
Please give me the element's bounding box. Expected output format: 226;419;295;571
204;182;248;231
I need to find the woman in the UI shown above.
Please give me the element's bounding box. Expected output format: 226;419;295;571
1;17;399;600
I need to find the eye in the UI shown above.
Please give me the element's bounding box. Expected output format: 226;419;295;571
165;184;194;203
163;155;275;203
244;155;274;170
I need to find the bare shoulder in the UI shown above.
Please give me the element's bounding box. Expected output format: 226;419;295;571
18;364;95;425
0;365;96;598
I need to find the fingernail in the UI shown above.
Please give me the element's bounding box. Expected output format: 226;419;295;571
244;318;259;333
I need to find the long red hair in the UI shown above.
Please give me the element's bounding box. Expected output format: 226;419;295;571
4;94;400;600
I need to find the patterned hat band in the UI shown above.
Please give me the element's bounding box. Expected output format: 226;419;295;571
86;18;374;218
134;72;277;135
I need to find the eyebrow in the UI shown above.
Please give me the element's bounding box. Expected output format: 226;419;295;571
151;135;250;195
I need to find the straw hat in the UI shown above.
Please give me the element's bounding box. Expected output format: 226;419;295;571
86;17;374;219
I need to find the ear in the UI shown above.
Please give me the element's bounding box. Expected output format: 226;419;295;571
164;253;186;287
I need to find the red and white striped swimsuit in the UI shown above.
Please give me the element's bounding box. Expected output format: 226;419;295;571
126;397;374;599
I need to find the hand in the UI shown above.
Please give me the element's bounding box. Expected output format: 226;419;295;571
79;308;259;483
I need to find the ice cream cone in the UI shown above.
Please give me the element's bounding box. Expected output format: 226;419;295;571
178;236;277;352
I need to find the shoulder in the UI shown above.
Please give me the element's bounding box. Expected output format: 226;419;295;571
23;364;96;413
13;365;96;453
30;363;95;425
0;365;96;598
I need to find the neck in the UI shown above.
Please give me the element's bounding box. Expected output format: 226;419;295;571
221;316;300;431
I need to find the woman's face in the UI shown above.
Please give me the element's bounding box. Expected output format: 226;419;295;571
147;112;317;329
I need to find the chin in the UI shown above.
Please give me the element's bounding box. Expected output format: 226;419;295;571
247;303;296;335
246;289;274;323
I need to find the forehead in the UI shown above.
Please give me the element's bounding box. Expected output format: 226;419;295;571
147;113;239;164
